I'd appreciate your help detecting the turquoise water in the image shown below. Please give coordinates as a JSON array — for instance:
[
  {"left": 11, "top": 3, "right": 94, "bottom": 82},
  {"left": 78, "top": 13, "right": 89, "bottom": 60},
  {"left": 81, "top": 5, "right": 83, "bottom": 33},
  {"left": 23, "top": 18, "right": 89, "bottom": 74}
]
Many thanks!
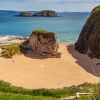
[{"left": 0, "top": 11, "right": 89, "bottom": 43}]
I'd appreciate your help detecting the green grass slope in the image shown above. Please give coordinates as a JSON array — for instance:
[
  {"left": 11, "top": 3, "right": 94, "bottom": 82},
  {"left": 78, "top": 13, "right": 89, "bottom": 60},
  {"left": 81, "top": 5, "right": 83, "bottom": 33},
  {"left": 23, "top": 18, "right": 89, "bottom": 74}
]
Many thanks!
[{"left": 0, "top": 92, "right": 58, "bottom": 100}]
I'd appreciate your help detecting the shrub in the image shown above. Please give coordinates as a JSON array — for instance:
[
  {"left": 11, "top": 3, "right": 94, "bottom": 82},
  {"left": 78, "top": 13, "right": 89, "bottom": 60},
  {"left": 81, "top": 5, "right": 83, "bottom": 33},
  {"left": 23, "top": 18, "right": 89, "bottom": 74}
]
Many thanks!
[
  {"left": 91, "top": 83, "right": 100, "bottom": 100},
  {"left": 0, "top": 44, "right": 21, "bottom": 58}
]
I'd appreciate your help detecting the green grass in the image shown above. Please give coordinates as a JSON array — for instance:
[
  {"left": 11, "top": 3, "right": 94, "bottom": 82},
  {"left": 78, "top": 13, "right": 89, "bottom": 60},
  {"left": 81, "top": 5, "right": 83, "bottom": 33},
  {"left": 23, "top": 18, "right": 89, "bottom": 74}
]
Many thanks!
[
  {"left": 0, "top": 80, "right": 99, "bottom": 100},
  {"left": 32, "top": 30, "right": 48, "bottom": 33},
  {"left": 0, "top": 44, "right": 22, "bottom": 58},
  {"left": 0, "top": 80, "right": 94, "bottom": 98},
  {"left": 75, "top": 96, "right": 90, "bottom": 100},
  {"left": 32, "top": 30, "right": 54, "bottom": 35},
  {"left": 0, "top": 92, "right": 58, "bottom": 100}
]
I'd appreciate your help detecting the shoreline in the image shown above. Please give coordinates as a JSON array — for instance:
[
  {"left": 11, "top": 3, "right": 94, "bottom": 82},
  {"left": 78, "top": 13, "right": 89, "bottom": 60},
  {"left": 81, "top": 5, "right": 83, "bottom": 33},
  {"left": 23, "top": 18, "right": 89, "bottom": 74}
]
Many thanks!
[
  {"left": 0, "top": 35, "right": 75, "bottom": 46},
  {"left": 0, "top": 42, "right": 100, "bottom": 89},
  {"left": 0, "top": 35, "right": 28, "bottom": 46}
]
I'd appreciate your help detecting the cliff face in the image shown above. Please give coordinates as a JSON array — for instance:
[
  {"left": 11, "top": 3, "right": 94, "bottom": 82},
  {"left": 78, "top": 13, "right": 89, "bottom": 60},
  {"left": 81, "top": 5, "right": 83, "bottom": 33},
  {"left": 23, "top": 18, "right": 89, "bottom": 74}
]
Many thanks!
[
  {"left": 34, "top": 10, "right": 57, "bottom": 17},
  {"left": 75, "top": 6, "right": 100, "bottom": 58},
  {"left": 18, "top": 12, "right": 33, "bottom": 17},
  {"left": 21, "top": 30, "right": 61, "bottom": 58}
]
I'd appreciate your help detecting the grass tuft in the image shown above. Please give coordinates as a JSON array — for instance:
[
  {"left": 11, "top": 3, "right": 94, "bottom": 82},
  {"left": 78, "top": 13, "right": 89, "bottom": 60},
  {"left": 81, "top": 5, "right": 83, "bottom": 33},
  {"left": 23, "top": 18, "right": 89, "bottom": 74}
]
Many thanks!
[{"left": 0, "top": 44, "right": 22, "bottom": 58}]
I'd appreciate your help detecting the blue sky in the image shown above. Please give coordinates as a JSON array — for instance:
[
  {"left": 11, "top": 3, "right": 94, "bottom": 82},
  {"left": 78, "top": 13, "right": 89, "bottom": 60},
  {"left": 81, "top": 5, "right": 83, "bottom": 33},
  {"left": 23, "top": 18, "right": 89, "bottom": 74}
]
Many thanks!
[{"left": 0, "top": 0, "right": 100, "bottom": 12}]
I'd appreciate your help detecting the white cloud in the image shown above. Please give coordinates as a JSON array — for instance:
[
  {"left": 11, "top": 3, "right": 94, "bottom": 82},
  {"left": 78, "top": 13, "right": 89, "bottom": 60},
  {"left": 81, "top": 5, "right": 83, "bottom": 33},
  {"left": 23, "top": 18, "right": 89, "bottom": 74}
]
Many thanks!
[{"left": 0, "top": 0, "right": 99, "bottom": 12}]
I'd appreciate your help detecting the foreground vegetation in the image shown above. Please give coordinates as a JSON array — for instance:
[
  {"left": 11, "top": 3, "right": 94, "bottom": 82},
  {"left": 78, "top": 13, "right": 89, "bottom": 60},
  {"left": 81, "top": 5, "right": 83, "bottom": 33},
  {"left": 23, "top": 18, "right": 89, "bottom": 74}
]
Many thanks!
[
  {"left": 0, "top": 44, "right": 21, "bottom": 58},
  {"left": 0, "top": 80, "right": 94, "bottom": 98},
  {"left": 0, "top": 80, "right": 99, "bottom": 99},
  {"left": 75, "top": 96, "right": 90, "bottom": 100},
  {"left": 0, "top": 92, "right": 58, "bottom": 100}
]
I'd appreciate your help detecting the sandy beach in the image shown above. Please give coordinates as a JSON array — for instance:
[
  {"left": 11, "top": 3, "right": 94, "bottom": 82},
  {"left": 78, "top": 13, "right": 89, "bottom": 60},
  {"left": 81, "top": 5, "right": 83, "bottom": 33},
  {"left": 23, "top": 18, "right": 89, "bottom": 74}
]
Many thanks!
[{"left": 0, "top": 43, "right": 100, "bottom": 89}]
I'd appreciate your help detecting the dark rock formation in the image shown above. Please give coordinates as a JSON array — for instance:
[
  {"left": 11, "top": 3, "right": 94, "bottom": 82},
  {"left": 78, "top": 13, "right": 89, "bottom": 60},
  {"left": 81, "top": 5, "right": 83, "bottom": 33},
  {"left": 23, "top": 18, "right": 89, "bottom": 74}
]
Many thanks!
[
  {"left": 18, "top": 12, "right": 33, "bottom": 17},
  {"left": 75, "top": 6, "right": 100, "bottom": 58},
  {"left": 21, "top": 30, "right": 61, "bottom": 58},
  {"left": 34, "top": 10, "right": 57, "bottom": 17}
]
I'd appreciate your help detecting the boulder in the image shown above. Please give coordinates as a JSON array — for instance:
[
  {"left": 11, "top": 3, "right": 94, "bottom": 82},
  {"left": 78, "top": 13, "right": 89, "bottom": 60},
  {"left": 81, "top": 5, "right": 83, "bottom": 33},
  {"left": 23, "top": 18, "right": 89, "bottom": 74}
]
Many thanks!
[
  {"left": 21, "top": 30, "right": 61, "bottom": 58},
  {"left": 34, "top": 10, "right": 57, "bottom": 17},
  {"left": 18, "top": 12, "right": 33, "bottom": 17},
  {"left": 75, "top": 6, "right": 100, "bottom": 58}
]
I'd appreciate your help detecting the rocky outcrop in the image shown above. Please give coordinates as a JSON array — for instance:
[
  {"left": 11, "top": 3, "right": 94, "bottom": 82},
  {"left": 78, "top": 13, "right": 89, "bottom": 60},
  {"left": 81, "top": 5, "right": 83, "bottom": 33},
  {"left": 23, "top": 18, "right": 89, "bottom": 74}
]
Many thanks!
[
  {"left": 34, "top": 10, "right": 57, "bottom": 17},
  {"left": 75, "top": 6, "right": 100, "bottom": 58},
  {"left": 18, "top": 12, "right": 33, "bottom": 17},
  {"left": 21, "top": 30, "right": 61, "bottom": 58}
]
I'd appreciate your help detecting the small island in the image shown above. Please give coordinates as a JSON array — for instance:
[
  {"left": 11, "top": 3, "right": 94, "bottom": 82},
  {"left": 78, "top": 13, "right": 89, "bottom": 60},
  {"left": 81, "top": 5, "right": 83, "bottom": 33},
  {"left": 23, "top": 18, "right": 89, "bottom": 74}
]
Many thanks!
[
  {"left": 34, "top": 10, "right": 57, "bottom": 17},
  {"left": 15, "top": 10, "right": 58, "bottom": 17},
  {"left": 18, "top": 11, "right": 33, "bottom": 17}
]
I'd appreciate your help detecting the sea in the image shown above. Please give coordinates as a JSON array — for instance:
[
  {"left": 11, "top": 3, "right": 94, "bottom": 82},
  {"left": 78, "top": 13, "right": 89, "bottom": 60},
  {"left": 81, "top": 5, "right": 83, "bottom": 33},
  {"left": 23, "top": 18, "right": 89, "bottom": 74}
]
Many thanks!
[{"left": 0, "top": 11, "right": 90, "bottom": 44}]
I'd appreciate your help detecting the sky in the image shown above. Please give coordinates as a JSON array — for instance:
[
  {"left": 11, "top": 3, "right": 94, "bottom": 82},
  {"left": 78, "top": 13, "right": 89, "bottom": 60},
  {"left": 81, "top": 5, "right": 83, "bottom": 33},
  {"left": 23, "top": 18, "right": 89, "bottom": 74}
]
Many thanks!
[{"left": 0, "top": 0, "right": 100, "bottom": 12}]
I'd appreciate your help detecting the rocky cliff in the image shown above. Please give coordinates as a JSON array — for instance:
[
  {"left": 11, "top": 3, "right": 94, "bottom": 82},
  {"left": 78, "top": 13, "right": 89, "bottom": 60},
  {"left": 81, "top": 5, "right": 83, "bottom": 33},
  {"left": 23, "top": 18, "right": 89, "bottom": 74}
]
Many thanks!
[
  {"left": 18, "top": 12, "right": 33, "bottom": 17},
  {"left": 21, "top": 30, "right": 61, "bottom": 58},
  {"left": 75, "top": 6, "right": 100, "bottom": 58},
  {"left": 34, "top": 10, "right": 57, "bottom": 17}
]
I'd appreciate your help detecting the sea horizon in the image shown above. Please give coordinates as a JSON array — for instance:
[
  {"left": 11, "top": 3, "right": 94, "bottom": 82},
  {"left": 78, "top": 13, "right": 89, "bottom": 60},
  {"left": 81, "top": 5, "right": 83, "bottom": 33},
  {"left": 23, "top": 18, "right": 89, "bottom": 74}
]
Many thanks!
[{"left": 0, "top": 9, "right": 90, "bottom": 12}]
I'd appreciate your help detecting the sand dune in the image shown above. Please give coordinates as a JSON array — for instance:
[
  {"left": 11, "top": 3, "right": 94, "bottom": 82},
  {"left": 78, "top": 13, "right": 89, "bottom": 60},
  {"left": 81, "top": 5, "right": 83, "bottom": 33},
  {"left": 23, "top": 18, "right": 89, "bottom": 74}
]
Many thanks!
[{"left": 0, "top": 43, "right": 100, "bottom": 89}]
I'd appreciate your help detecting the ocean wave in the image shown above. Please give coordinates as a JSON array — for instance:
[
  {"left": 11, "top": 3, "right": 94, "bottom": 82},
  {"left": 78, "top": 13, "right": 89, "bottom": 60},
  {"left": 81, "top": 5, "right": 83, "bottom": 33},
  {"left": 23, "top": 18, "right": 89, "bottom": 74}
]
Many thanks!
[{"left": 0, "top": 35, "right": 28, "bottom": 46}]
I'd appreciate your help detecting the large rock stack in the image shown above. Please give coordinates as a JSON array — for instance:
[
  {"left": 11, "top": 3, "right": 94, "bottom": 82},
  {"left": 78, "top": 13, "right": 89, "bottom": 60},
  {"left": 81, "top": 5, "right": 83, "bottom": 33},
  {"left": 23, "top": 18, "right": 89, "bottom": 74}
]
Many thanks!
[
  {"left": 21, "top": 30, "right": 61, "bottom": 58},
  {"left": 75, "top": 6, "right": 100, "bottom": 58}
]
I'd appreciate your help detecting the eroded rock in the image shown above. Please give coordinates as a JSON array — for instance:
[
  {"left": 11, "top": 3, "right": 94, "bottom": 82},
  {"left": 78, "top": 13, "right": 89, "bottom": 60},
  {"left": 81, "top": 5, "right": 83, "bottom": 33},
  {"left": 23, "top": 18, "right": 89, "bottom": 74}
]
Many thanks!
[{"left": 21, "top": 30, "right": 61, "bottom": 58}]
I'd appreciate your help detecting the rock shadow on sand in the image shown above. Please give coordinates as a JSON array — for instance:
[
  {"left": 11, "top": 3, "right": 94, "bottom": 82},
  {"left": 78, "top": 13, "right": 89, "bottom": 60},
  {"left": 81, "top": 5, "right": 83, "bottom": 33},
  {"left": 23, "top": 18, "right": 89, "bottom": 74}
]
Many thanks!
[
  {"left": 23, "top": 50, "right": 48, "bottom": 59},
  {"left": 67, "top": 45, "right": 100, "bottom": 77}
]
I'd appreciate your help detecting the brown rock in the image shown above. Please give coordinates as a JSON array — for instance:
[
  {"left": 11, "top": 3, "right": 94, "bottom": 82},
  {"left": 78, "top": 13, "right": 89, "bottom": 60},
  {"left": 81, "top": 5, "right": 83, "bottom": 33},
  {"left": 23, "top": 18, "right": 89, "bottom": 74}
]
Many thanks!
[
  {"left": 75, "top": 6, "right": 100, "bottom": 58},
  {"left": 21, "top": 30, "right": 61, "bottom": 58}
]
